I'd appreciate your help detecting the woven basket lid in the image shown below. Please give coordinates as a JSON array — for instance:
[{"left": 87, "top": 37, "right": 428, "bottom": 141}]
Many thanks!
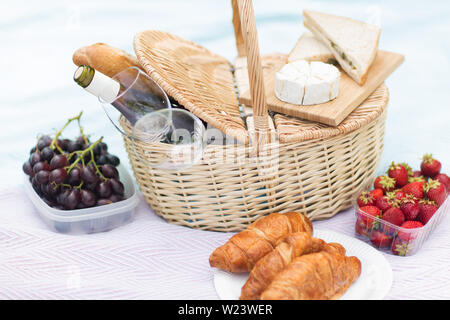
[
  {"left": 235, "top": 53, "right": 389, "bottom": 144},
  {"left": 274, "top": 84, "right": 389, "bottom": 143},
  {"left": 134, "top": 30, "right": 248, "bottom": 144},
  {"left": 134, "top": 31, "right": 388, "bottom": 145}
]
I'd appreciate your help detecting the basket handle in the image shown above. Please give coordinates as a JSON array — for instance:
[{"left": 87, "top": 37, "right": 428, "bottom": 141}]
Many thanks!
[{"left": 232, "top": 0, "right": 270, "bottom": 147}]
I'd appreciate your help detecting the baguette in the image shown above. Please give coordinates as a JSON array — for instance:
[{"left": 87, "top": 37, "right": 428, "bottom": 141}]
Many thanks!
[
  {"left": 209, "top": 212, "right": 312, "bottom": 273},
  {"left": 72, "top": 43, "right": 141, "bottom": 78}
]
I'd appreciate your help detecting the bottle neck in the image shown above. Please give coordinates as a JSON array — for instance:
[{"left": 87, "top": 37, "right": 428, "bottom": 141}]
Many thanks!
[{"left": 74, "top": 65, "right": 121, "bottom": 103}]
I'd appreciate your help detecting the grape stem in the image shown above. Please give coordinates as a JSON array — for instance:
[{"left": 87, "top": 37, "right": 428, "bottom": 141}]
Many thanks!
[
  {"left": 67, "top": 149, "right": 86, "bottom": 166},
  {"left": 88, "top": 149, "right": 108, "bottom": 181},
  {"left": 66, "top": 137, "right": 104, "bottom": 173},
  {"left": 50, "top": 111, "right": 83, "bottom": 153},
  {"left": 74, "top": 181, "right": 84, "bottom": 190},
  {"left": 76, "top": 116, "right": 90, "bottom": 146}
]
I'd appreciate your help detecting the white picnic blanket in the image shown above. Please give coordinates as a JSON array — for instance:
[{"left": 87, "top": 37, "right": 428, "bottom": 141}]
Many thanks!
[
  {"left": 0, "top": 187, "right": 449, "bottom": 299},
  {"left": 1, "top": 0, "right": 449, "bottom": 299}
]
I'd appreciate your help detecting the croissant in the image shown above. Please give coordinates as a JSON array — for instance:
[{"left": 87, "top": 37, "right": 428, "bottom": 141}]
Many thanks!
[
  {"left": 260, "top": 250, "right": 361, "bottom": 300},
  {"left": 209, "top": 212, "right": 313, "bottom": 272},
  {"left": 240, "top": 232, "right": 345, "bottom": 300}
]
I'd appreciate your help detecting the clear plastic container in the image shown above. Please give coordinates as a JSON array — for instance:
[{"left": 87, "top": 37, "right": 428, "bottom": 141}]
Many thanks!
[
  {"left": 23, "top": 165, "right": 140, "bottom": 234},
  {"left": 353, "top": 178, "right": 449, "bottom": 256}
]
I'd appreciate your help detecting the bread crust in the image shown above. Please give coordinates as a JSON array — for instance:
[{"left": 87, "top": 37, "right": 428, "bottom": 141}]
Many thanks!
[
  {"left": 72, "top": 43, "right": 141, "bottom": 78},
  {"left": 209, "top": 212, "right": 313, "bottom": 273},
  {"left": 260, "top": 251, "right": 361, "bottom": 300},
  {"left": 303, "top": 11, "right": 381, "bottom": 86},
  {"left": 287, "top": 33, "right": 334, "bottom": 63},
  {"left": 240, "top": 233, "right": 346, "bottom": 300},
  {"left": 303, "top": 20, "right": 361, "bottom": 84}
]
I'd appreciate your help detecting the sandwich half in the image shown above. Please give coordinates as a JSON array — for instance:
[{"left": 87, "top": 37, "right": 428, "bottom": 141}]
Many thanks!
[
  {"left": 303, "top": 10, "right": 381, "bottom": 85},
  {"left": 287, "top": 31, "right": 335, "bottom": 64}
]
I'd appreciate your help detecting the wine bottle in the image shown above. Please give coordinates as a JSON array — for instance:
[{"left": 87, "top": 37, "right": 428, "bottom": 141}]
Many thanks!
[{"left": 74, "top": 65, "right": 167, "bottom": 125}]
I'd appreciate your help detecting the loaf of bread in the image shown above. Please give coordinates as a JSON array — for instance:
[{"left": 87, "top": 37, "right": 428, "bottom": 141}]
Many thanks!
[{"left": 72, "top": 43, "right": 141, "bottom": 78}]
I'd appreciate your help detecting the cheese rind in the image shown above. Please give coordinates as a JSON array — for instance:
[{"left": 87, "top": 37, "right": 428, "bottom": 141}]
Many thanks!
[
  {"left": 274, "top": 60, "right": 309, "bottom": 105},
  {"left": 274, "top": 60, "right": 340, "bottom": 106}
]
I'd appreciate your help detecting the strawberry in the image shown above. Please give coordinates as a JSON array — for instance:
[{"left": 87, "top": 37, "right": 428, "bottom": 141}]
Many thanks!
[
  {"left": 417, "top": 199, "right": 438, "bottom": 225},
  {"left": 401, "top": 181, "right": 424, "bottom": 199},
  {"left": 375, "top": 196, "right": 390, "bottom": 212},
  {"left": 374, "top": 175, "right": 396, "bottom": 194},
  {"left": 370, "top": 230, "right": 392, "bottom": 248},
  {"left": 435, "top": 173, "right": 450, "bottom": 192},
  {"left": 382, "top": 207, "right": 405, "bottom": 226},
  {"left": 355, "top": 221, "right": 370, "bottom": 237},
  {"left": 401, "top": 162, "right": 413, "bottom": 177},
  {"left": 398, "top": 221, "right": 423, "bottom": 242},
  {"left": 357, "top": 191, "right": 375, "bottom": 207},
  {"left": 370, "top": 188, "right": 384, "bottom": 201},
  {"left": 420, "top": 154, "right": 441, "bottom": 177},
  {"left": 395, "top": 190, "right": 406, "bottom": 200},
  {"left": 358, "top": 205, "right": 382, "bottom": 228},
  {"left": 387, "top": 162, "right": 409, "bottom": 188},
  {"left": 391, "top": 237, "right": 411, "bottom": 256},
  {"left": 387, "top": 189, "right": 406, "bottom": 200},
  {"left": 408, "top": 176, "right": 426, "bottom": 184},
  {"left": 375, "top": 195, "right": 399, "bottom": 212},
  {"left": 424, "top": 179, "right": 447, "bottom": 207},
  {"left": 412, "top": 170, "right": 423, "bottom": 178},
  {"left": 399, "top": 195, "right": 420, "bottom": 220}
]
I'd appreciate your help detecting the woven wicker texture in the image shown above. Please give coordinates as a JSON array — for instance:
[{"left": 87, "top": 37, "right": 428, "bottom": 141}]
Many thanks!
[
  {"left": 120, "top": 0, "right": 389, "bottom": 231},
  {"left": 133, "top": 30, "right": 248, "bottom": 144},
  {"left": 234, "top": 53, "right": 286, "bottom": 106},
  {"left": 275, "top": 84, "right": 389, "bottom": 143},
  {"left": 121, "top": 108, "right": 386, "bottom": 231}
]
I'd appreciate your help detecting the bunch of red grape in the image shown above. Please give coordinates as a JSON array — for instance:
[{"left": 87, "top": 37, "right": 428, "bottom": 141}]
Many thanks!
[{"left": 23, "top": 113, "right": 125, "bottom": 210}]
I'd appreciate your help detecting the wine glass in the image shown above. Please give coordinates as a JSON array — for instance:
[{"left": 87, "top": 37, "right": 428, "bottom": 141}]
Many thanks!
[
  {"left": 131, "top": 108, "right": 206, "bottom": 171},
  {"left": 100, "top": 66, "right": 172, "bottom": 138},
  {"left": 100, "top": 67, "right": 206, "bottom": 171}
]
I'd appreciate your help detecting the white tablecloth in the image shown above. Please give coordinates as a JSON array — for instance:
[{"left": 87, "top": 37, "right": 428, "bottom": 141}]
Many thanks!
[
  {"left": 1, "top": 0, "right": 450, "bottom": 299},
  {"left": 1, "top": 186, "right": 449, "bottom": 300}
]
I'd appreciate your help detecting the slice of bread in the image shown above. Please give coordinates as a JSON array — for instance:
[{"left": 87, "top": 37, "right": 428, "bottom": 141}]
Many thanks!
[
  {"left": 303, "top": 10, "right": 381, "bottom": 85},
  {"left": 288, "top": 31, "right": 334, "bottom": 63}
]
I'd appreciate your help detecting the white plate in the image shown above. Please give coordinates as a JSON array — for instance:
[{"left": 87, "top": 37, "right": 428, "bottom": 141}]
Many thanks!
[{"left": 213, "top": 229, "right": 393, "bottom": 300}]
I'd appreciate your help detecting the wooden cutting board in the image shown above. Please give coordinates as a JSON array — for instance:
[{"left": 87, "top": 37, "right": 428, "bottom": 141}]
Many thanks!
[{"left": 239, "top": 50, "right": 404, "bottom": 126}]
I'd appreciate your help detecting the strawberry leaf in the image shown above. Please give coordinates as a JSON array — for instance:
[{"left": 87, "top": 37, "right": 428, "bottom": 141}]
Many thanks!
[{"left": 394, "top": 242, "right": 411, "bottom": 256}]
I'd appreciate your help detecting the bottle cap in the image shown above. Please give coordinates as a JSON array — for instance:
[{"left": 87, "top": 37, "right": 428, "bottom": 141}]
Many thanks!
[{"left": 74, "top": 65, "right": 120, "bottom": 103}]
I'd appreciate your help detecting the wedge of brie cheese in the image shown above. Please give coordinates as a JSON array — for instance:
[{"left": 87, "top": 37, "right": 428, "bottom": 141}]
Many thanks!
[{"left": 274, "top": 60, "right": 340, "bottom": 105}]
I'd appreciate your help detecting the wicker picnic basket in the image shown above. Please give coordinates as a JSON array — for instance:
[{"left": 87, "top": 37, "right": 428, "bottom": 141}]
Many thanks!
[{"left": 120, "top": 0, "right": 389, "bottom": 231}]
